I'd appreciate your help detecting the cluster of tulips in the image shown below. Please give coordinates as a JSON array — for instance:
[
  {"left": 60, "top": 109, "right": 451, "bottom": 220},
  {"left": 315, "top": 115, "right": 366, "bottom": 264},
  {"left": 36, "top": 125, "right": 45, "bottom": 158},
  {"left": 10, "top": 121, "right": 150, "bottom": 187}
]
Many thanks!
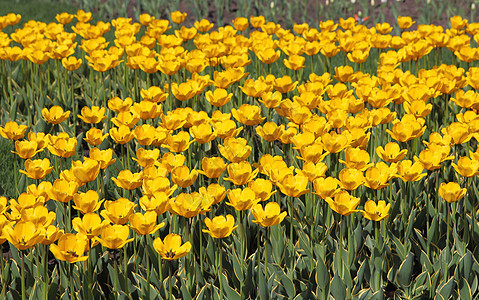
[{"left": 1, "top": 7, "right": 479, "bottom": 299}]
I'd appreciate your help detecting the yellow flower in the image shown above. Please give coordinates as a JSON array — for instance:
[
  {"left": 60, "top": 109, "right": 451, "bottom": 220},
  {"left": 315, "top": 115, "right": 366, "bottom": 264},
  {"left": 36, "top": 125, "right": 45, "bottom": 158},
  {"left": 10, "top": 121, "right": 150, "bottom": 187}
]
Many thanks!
[
  {"left": 251, "top": 202, "right": 287, "bottom": 227},
  {"left": 62, "top": 56, "right": 82, "bottom": 71},
  {"left": 131, "top": 101, "right": 163, "bottom": 120},
  {"left": 84, "top": 127, "right": 109, "bottom": 146},
  {"left": 414, "top": 149, "right": 454, "bottom": 171},
  {"left": 133, "top": 148, "right": 160, "bottom": 168},
  {"left": 313, "top": 177, "right": 340, "bottom": 199},
  {"left": 112, "top": 170, "right": 143, "bottom": 190},
  {"left": 19, "top": 158, "right": 53, "bottom": 180},
  {"left": 451, "top": 156, "right": 479, "bottom": 177},
  {"left": 97, "top": 224, "right": 134, "bottom": 249},
  {"left": 139, "top": 192, "right": 171, "bottom": 215},
  {"left": 198, "top": 157, "right": 226, "bottom": 179},
  {"left": 3, "top": 221, "right": 45, "bottom": 250},
  {"left": 283, "top": 54, "right": 305, "bottom": 71},
  {"left": 171, "top": 11, "right": 187, "bottom": 24},
  {"left": 441, "top": 122, "right": 472, "bottom": 145},
  {"left": 171, "top": 166, "right": 198, "bottom": 188},
  {"left": 274, "top": 75, "right": 298, "bottom": 94},
  {"left": 169, "top": 192, "right": 213, "bottom": 218},
  {"left": 56, "top": 12, "right": 74, "bottom": 24},
  {"left": 190, "top": 123, "right": 217, "bottom": 144},
  {"left": 42, "top": 106, "right": 70, "bottom": 125},
  {"left": 231, "top": 104, "right": 265, "bottom": 126},
  {"left": 218, "top": 137, "right": 252, "bottom": 163},
  {"left": 47, "top": 133, "right": 77, "bottom": 158},
  {"left": 226, "top": 188, "right": 260, "bottom": 211},
  {"left": 203, "top": 215, "right": 238, "bottom": 238},
  {"left": 205, "top": 88, "right": 232, "bottom": 107},
  {"left": 20, "top": 205, "right": 56, "bottom": 228},
  {"left": 153, "top": 233, "right": 191, "bottom": 260},
  {"left": 108, "top": 97, "right": 133, "bottom": 113},
  {"left": 255, "top": 122, "right": 283, "bottom": 142},
  {"left": 397, "top": 16, "right": 415, "bottom": 29},
  {"left": 72, "top": 213, "right": 108, "bottom": 240},
  {"left": 275, "top": 174, "right": 310, "bottom": 197},
  {"left": 232, "top": 17, "right": 249, "bottom": 31},
  {"left": 325, "top": 190, "right": 360, "bottom": 216},
  {"left": 164, "top": 131, "right": 193, "bottom": 153},
  {"left": 110, "top": 125, "right": 134, "bottom": 144},
  {"left": 224, "top": 161, "right": 259, "bottom": 186},
  {"left": 248, "top": 178, "right": 276, "bottom": 202},
  {"left": 376, "top": 142, "right": 408, "bottom": 163},
  {"left": 199, "top": 184, "right": 226, "bottom": 205},
  {"left": 339, "top": 147, "right": 373, "bottom": 171},
  {"left": 49, "top": 233, "right": 89, "bottom": 263},
  {"left": 73, "top": 190, "right": 104, "bottom": 214},
  {"left": 78, "top": 106, "right": 107, "bottom": 124},
  {"left": 438, "top": 182, "right": 467, "bottom": 203},
  {"left": 129, "top": 211, "right": 165, "bottom": 235},
  {"left": 338, "top": 168, "right": 365, "bottom": 191},
  {"left": 397, "top": 160, "right": 427, "bottom": 182},
  {"left": 88, "top": 147, "right": 116, "bottom": 169},
  {"left": 250, "top": 16, "right": 265, "bottom": 28},
  {"left": 321, "top": 131, "right": 349, "bottom": 154},
  {"left": 72, "top": 158, "right": 100, "bottom": 183},
  {"left": 41, "top": 225, "right": 64, "bottom": 245},
  {"left": 360, "top": 200, "right": 391, "bottom": 221},
  {"left": 0, "top": 121, "right": 28, "bottom": 140},
  {"left": 141, "top": 86, "right": 168, "bottom": 103},
  {"left": 12, "top": 140, "right": 42, "bottom": 159},
  {"left": 48, "top": 179, "right": 79, "bottom": 203},
  {"left": 101, "top": 198, "right": 137, "bottom": 225},
  {"left": 364, "top": 162, "right": 397, "bottom": 190}
]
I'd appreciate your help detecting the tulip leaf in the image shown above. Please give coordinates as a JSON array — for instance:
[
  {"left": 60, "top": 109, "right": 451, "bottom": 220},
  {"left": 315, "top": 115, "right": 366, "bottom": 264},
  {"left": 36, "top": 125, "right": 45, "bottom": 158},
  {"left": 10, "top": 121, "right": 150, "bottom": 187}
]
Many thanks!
[
  {"left": 179, "top": 275, "right": 194, "bottom": 300},
  {"left": 258, "top": 265, "right": 269, "bottom": 300},
  {"left": 453, "top": 226, "right": 464, "bottom": 256},
  {"left": 330, "top": 274, "right": 346, "bottom": 300},
  {"left": 396, "top": 252, "right": 414, "bottom": 287},
  {"left": 459, "top": 277, "right": 472, "bottom": 300},
  {"left": 231, "top": 247, "right": 244, "bottom": 282},
  {"left": 419, "top": 249, "right": 433, "bottom": 275},
  {"left": 316, "top": 256, "right": 329, "bottom": 289},
  {"left": 437, "top": 276, "right": 455, "bottom": 300},
  {"left": 221, "top": 273, "right": 241, "bottom": 300}
]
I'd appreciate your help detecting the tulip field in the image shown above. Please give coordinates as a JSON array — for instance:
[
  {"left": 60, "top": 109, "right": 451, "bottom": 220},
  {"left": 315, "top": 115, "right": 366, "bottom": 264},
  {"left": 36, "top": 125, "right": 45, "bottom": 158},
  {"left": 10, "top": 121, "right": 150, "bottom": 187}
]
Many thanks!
[{"left": 1, "top": 6, "right": 479, "bottom": 300}]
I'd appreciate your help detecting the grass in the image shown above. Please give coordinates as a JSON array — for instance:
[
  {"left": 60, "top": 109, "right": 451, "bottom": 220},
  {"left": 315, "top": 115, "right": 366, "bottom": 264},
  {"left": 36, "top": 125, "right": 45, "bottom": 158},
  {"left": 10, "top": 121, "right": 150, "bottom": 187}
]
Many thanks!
[{"left": 0, "top": 0, "right": 77, "bottom": 26}]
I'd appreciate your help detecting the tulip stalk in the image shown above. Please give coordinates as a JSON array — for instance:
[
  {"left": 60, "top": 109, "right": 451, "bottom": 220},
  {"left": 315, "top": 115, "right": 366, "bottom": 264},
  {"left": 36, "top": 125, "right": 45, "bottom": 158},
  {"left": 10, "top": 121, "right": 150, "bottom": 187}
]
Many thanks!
[{"left": 21, "top": 250, "right": 26, "bottom": 300}]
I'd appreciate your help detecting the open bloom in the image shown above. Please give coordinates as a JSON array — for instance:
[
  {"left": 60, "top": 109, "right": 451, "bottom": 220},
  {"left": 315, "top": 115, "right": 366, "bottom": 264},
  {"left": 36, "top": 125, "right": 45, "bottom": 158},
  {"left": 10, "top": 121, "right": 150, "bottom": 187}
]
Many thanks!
[
  {"left": 112, "top": 170, "right": 143, "bottom": 190},
  {"left": 251, "top": 202, "right": 287, "bottom": 227},
  {"left": 203, "top": 215, "right": 237, "bottom": 238},
  {"left": 3, "top": 221, "right": 46, "bottom": 250},
  {"left": 78, "top": 106, "right": 107, "bottom": 124},
  {"left": 12, "top": 140, "right": 42, "bottom": 159},
  {"left": 153, "top": 233, "right": 191, "bottom": 260},
  {"left": 101, "top": 198, "right": 137, "bottom": 225},
  {"left": 49, "top": 233, "right": 89, "bottom": 263},
  {"left": 276, "top": 174, "right": 309, "bottom": 197},
  {"left": 129, "top": 211, "right": 165, "bottom": 235},
  {"left": 325, "top": 190, "right": 360, "bottom": 216},
  {"left": 224, "top": 161, "right": 259, "bottom": 185},
  {"left": 226, "top": 187, "right": 261, "bottom": 211},
  {"left": 73, "top": 190, "right": 104, "bottom": 214},
  {"left": 0, "top": 121, "right": 28, "bottom": 140},
  {"left": 72, "top": 213, "right": 109, "bottom": 239},
  {"left": 20, "top": 158, "right": 53, "bottom": 180},
  {"left": 42, "top": 106, "right": 70, "bottom": 125},
  {"left": 97, "top": 224, "right": 134, "bottom": 249},
  {"left": 361, "top": 200, "right": 390, "bottom": 221}
]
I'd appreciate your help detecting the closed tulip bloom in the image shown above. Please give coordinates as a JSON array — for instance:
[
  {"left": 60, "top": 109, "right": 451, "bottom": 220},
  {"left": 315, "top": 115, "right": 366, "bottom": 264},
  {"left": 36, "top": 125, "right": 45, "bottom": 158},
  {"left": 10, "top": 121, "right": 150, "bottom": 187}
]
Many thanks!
[
  {"left": 20, "top": 158, "right": 53, "bottom": 180},
  {"left": 397, "top": 16, "right": 415, "bottom": 29},
  {"left": 110, "top": 125, "right": 134, "bottom": 144},
  {"left": 199, "top": 184, "right": 226, "bottom": 205},
  {"left": 321, "top": 131, "right": 349, "bottom": 154},
  {"left": 133, "top": 148, "right": 160, "bottom": 168},
  {"left": 129, "top": 211, "right": 165, "bottom": 235},
  {"left": 256, "top": 122, "right": 283, "bottom": 142},
  {"left": 0, "top": 121, "right": 28, "bottom": 140},
  {"left": 218, "top": 137, "right": 252, "bottom": 163},
  {"left": 451, "top": 156, "right": 479, "bottom": 177},
  {"left": 84, "top": 127, "right": 109, "bottom": 146},
  {"left": 397, "top": 160, "right": 427, "bottom": 182},
  {"left": 42, "top": 106, "right": 70, "bottom": 125},
  {"left": 47, "top": 133, "right": 77, "bottom": 158},
  {"left": 441, "top": 122, "right": 472, "bottom": 145},
  {"left": 275, "top": 174, "right": 310, "bottom": 197},
  {"left": 12, "top": 140, "right": 42, "bottom": 159},
  {"left": 164, "top": 131, "right": 193, "bottom": 153},
  {"left": 41, "top": 225, "right": 64, "bottom": 245},
  {"left": 171, "top": 166, "right": 198, "bottom": 188},
  {"left": 339, "top": 147, "right": 373, "bottom": 171},
  {"left": 414, "top": 149, "right": 454, "bottom": 171},
  {"left": 97, "top": 224, "right": 134, "bottom": 249},
  {"left": 232, "top": 17, "right": 249, "bottom": 31},
  {"left": 78, "top": 106, "right": 107, "bottom": 124},
  {"left": 190, "top": 123, "right": 217, "bottom": 144},
  {"left": 205, "top": 88, "right": 233, "bottom": 107},
  {"left": 169, "top": 192, "right": 213, "bottom": 218},
  {"left": 248, "top": 179, "right": 276, "bottom": 202},
  {"left": 112, "top": 170, "right": 143, "bottom": 190},
  {"left": 376, "top": 142, "right": 408, "bottom": 163},
  {"left": 203, "top": 215, "right": 238, "bottom": 238},
  {"left": 231, "top": 104, "right": 265, "bottom": 126},
  {"left": 313, "top": 177, "right": 340, "bottom": 199},
  {"left": 3, "top": 221, "right": 45, "bottom": 250},
  {"left": 226, "top": 187, "right": 261, "bottom": 211},
  {"left": 139, "top": 192, "right": 171, "bottom": 215},
  {"left": 252, "top": 202, "right": 287, "bottom": 227},
  {"left": 72, "top": 214, "right": 106, "bottom": 245},
  {"left": 48, "top": 179, "right": 79, "bottom": 203},
  {"left": 361, "top": 200, "right": 391, "bottom": 221},
  {"left": 153, "top": 233, "right": 191, "bottom": 260},
  {"left": 198, "top": 157, "right": 226, "bottom": 179},
  {"left": 88, "top": 147, "right": 116, "bottom": 169},
  {"left": 364, "top": 162, "right": 397, "bottom": 190},
  {"left": 131, "top": 101, "right": 162, "bottom": 120},
  {"left": 101, "top": 198, "right": 137, "bottom": 225},
  {"left": 62, "top": 56, "right": 82, "bottom": 71},
  {"left": 108, "top": 97, "right": 133, "bottom": 113},
  {"left": 439, "top": 182, "right": 467, "bottom": 203},
  {"left": 325, "top": 190, "right": 360, "bottom": 216},
  {"left": 224, "top": 161, "right": 259, "bottom": 185},
  {"left": 338, "top": 168, "right": 365, "bottom": 191},
  {"left": 49, "top": 233, "right": 89, "bottom": 263},
  {"left": 73, "top": 190, "right": 104, "bottom": 214},
  {"left": 142, "top": 176, "right": 177, "bottom": 197},
  {"left": 72, "top": 158, "right": 100, "bottom": 183},
  {"left": 171, "top": 11, "right": 187, "bottom": 24}
]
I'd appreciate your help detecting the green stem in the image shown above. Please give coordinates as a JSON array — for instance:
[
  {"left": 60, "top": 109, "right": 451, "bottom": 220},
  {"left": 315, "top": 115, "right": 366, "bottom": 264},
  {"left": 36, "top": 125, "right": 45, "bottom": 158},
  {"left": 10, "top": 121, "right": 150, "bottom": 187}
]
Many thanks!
[
  {"left": 218, "top": 239, "right": 224, "bottom": 300},
  {"left": 114, "top": 252, "right": 119, "bottom": 300},
  {"left": 445, "top": 204, "right": 450, "bottom": 282},
  {"left": 43, "top": 244, "right": 48, "bottom": 300},
  {"left": 69, "top": 262, "right": 74, "bottom": 300},
  {"left": 168, "top": 262, "right": 172, "bottom": 300},
  {"left": 21, "top": 250, "right": 25, "bottom": 300}
]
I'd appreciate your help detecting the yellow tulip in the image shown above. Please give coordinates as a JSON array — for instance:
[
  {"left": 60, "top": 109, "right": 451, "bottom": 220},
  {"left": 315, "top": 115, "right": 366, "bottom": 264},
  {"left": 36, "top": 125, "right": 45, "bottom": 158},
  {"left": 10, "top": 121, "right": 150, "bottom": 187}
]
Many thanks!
[
  {"left": 325, "top": 190, "right": 360, "bottom": 216},
  {"left": 360, "top": 200, "right": 391, "bottom": 221},
  {"left": 49, "top": 233, "right": 89, "bottom": 263},
  {"left": 129, "top": 211, "right": 165, "bottom": 235},
  {"left": 203, "top": 215, "right": 238, "bottom": 238},
  {"left": 97, "top": 224, "right": 134, "bottom": 249},
  {"left": 3, "top": 221, "right": 45, "bottom": 250},
  {"left": 251, "top": 202, "right": 287, "bottom": 227},
  {"left": 438, "top": 182, "right": 467, "bottom": 203},
  {"left": 153, "top": 233, "right": 191, "bottom": 260},
  {"left": 41, "top": 106, "right": 70, "bottom": 125}
]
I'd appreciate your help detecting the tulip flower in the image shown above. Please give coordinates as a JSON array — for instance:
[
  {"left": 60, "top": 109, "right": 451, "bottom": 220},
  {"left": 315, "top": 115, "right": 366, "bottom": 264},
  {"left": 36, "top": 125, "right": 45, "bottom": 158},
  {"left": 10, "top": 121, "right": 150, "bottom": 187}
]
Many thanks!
[
  {"left": 129, "top": 211, "right": 165, "bottom": 235},
  {"left": 171, "top": 11, "right": 187, "bottom": 24},
  {"left": 205, "top": 88, "right": 233, "bottom": 107},
  {"left": 248, "top": 179, "right": 276, "bottom": 202},
  {"left": 226, "top": 187, "right": 261, "bottom": 211},
  {"left": 12, "top": 140, "right": 42, "bottom": 159},
  {"left": 224, "top": 161, "right": 259, "bottom": 185},
  {"left": 203, "top": 215, "right": 238, "bottom": 238},
  {"left": 3, "top": 221, "right": 46, "bottom": 250},
  {"left": 169, "top": 192, "right": 213, "bottom": 218},
  {"left": 171, "top": 166, "right": 198, "bottom": 188},
  {"left": 198, "top": 157, "right": 226, "bottom": 179},
  {"left": 49, "top": 233, "right": 89, "bottom": 263},
  {"left": 275, "top": 174, "right": 310, "bottom": 197},
  {"left": 0, "top": 121, "right": 28, "bottom": 140},
  {"left": 97, "top": 224, "right": 134, "bottom": 249},
  {"left": 251, "top": 202, "right": 287, "bottom": 227},
  {"left": 325, "top": 190, "right": 360, "bottom": 216},
  {"left": 139, "top": 192, "right": 171, "bottom": 215},
  {"left": 360, "top": 200, "right": 391, "bottom": 221},
  {"left": 101, "top": 198, "right": 137, "bottom": 225},
  {"left": 48, "top": 179, "right": 79, "bottom": 203},
  {"left": 112, "top": 170, "right": 143, "bottom": 190},
  {"left": 72, "top": 213, "right": 109, "bottom": 240},
  {"left": 313, "top": 177, "right": 340, "bottom": 199},
  {"left": 84, "top": 127, "right": 109, "bottom": 146},
  {"left": 153, "top": 233, "right": 191, "bottom": 260},
  {"left": 19, "top": 158, "right": 53, "bottom": 180},
  {"left": 397, "top": 160, "right": 427, "bottom": 182},
  {"left": 78, "top": 106, "right": 107, "bottom": 124},
  {"left": 199, "top": 184, "right": 226, "bottom": 205},
  {"left": 376, "top": 142, "right": 408, "bottom": 163},
  {"left": 42, "top": 106, "right": 70, "bottom": 125},
  {"left": 218, "top": 137, "right": 252, "bottom": 163},
  {"left": 88, "top": 147, "right": 116, "bottom": 169},
  {"left": 72, "top": 158, "right": 100, "bottom": 183},
  {"left": 231, "top": 104, "right": 265, "bottom": 126},
  {"left": 438, "top": 182, "right": 467, "bottom": 203},
  {"left": 73, "top": 190, "right": 104, "bottom": 214},
  {"left": 40, "top": 225, "right": 64, "bottom": 245}
]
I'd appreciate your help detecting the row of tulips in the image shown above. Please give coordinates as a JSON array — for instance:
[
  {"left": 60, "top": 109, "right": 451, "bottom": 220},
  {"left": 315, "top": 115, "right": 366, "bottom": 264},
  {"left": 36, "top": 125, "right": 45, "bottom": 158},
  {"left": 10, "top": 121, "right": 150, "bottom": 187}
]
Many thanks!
[{"left": 1, "top": 8, "right": 479, "bottom": 300}]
